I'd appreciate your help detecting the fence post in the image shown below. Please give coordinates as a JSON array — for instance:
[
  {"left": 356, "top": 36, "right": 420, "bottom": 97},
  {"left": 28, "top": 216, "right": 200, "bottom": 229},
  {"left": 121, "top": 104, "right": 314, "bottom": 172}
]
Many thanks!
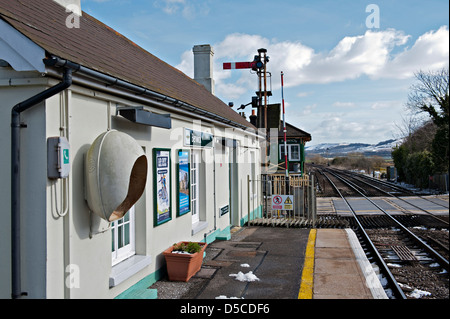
[
  {"left": 311, "top": 175, "right": 316, "bottom": 228},
  {"left": 248, "top": 175, "right": 251, "bottom": 226}
]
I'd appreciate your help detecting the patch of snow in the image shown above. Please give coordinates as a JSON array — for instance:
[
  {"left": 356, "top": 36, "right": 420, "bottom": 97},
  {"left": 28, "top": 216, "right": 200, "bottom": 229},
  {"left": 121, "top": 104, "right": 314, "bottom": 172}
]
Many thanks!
[
  {"left": 229, "top": 271, "right": 260, "bottom": 282},
  {"left": 240, "top": 263, "right": 250, "bottom": 268},
  {"left": 377, "top": 274, "right": 388, "bottom": 286},
  {"left": 384, "top": 288, "right": 394, "bottom": 299},
  {"left": 408, "top": 288, "right": 431, "bottom": 299},
  {"left": 215, "top": 295, "right": 244, "bottom": 299}
]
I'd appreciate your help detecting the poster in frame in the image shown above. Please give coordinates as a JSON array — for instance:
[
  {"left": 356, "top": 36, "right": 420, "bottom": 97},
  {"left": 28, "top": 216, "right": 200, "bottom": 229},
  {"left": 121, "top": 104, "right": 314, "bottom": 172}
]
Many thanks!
[
  {"left": 153, "top": 148, "right": 172, "bottom": 226},
  {"left": 176, "top": 149, "right": 191, "bottom": 217}
]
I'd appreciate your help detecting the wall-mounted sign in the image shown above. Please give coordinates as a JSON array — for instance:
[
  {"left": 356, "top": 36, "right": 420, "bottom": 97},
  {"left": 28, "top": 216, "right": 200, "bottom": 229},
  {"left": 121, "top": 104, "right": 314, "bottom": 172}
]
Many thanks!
[
  {"left": 271, "top": 195, "right": 294, "bottom": 210},
  {"left": 177, "top": 149, "right": 191, "bottom": 217},
  {"left": 153, "top": 149, "right": 172, "bottom": 226},
  {"left": 184, "top": 128, "right": 213, "bottom": 148},
  {"left": 220, "top": 205, "right": 229, "bottom": 217}
]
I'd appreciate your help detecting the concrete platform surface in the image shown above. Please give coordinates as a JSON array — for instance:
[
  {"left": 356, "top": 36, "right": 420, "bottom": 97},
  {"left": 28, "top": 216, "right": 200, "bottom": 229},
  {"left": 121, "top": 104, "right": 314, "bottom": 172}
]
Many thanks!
[
  {"left": 313, "top": 229, "right": 383, "bottom": 299},
  {"left": 152, "top": 226, "right": 387, "bottom": 299}
]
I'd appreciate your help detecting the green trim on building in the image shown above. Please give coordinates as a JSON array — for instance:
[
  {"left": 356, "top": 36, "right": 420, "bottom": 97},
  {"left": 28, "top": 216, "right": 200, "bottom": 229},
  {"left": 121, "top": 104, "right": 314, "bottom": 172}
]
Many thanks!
[
  {"left": 240, "top": 205, "right": 263, "bottom": 226},
  {"left": 114, "top": 223, "right": 238, "bottom": 299}
]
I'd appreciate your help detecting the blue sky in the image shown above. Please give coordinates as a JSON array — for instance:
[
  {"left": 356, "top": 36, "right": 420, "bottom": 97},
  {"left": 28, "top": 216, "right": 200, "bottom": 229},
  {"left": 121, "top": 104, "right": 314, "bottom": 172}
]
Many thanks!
[{"left": 80, "top": 0, "right": 449, "bottom": 146}]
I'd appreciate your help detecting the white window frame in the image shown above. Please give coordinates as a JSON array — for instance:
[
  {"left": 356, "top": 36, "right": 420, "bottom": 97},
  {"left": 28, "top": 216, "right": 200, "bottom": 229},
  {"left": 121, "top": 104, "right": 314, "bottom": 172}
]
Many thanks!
[
  {"left": 190, "top": 151, "right": 200, "bottom": 225},
  {"left": 279, "top": 144, "right": 301, "bottom": 161},
  {"left": 289, "top": 144, "right": 301, "bottom": 161},
  {"left": 111, "top": 206, "right": 136, "bottom": 266}
]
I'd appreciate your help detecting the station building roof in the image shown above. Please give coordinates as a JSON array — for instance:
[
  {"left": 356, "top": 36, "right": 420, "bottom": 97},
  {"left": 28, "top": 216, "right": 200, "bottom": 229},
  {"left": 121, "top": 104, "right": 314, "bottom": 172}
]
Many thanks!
[
  {"left": 279, "top": 122, "right": 312, "bottom": 143},
  {"left": 0, "top": 0, "right": 255, "bottom": 130}
]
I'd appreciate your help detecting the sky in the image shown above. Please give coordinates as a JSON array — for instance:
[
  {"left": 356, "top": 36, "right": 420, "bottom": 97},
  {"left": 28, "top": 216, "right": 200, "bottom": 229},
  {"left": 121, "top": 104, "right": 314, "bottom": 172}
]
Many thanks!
[{"left": 80, "top": 0, "right": 449, "bottom": 146}]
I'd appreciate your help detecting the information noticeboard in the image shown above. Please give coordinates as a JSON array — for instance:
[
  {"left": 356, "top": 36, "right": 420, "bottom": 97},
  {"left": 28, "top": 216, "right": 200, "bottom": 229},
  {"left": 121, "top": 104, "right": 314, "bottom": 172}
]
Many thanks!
[{"left": 153, "top": 148, "right": 172, "bottom": 226}]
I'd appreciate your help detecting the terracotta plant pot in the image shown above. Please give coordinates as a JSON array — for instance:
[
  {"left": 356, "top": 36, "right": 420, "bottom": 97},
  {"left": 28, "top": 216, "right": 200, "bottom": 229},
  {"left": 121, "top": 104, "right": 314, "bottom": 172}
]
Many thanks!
[{"left": 163, "top": 241, "right": 207, "bottom": 282}]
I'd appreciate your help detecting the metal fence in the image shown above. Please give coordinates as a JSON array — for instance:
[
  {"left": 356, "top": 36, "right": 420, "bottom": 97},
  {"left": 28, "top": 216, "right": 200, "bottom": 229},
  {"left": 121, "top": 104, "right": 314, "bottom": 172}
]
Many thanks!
[
  {"left": 249, "top": 174, "right": 317, "bottom": 228},
  {"left": 428, "top": 174, "right": 449, "bottom": 193}
]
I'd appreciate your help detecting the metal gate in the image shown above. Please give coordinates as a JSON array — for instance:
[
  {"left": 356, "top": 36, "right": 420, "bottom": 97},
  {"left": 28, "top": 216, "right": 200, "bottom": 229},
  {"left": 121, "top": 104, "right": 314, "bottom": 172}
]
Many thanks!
[{"left": 249, "top": 174, "right": 317, "bottom": 228}]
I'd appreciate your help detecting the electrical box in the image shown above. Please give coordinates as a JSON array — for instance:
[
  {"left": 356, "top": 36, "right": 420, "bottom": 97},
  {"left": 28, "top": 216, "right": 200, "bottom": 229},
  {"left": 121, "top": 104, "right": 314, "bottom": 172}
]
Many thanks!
[{"left": 47, "top": 137, "right": 70, "bottom": 179}]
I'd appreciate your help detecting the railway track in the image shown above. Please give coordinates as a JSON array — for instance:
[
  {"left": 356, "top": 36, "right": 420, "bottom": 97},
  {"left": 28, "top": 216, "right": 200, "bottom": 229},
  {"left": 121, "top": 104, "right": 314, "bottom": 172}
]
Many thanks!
[
  {"left": 319, "top": 168, "right": 449, "bottom": 299},
  {"left": 333, "top": 168, "right": 449, "bottom": 222}
]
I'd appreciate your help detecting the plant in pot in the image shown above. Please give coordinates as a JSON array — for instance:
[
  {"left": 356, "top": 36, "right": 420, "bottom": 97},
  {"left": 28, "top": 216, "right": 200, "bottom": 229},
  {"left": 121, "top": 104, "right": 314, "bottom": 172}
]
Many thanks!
[{"left": 163, "top": 241, "right": 207, "bottom": 282}]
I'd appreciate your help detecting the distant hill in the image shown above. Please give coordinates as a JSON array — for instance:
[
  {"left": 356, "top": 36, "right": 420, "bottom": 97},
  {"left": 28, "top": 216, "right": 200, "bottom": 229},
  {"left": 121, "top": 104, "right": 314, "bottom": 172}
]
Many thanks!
[{"left": 305, "top": 139, "right": 402, "bottom": 158}]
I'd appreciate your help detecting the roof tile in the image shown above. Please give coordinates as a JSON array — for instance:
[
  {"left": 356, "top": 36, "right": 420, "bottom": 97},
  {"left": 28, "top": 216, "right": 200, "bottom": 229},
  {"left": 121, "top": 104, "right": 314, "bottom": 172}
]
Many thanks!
[{"left": 0, "top": 0, "right": 254, "bottom": 129}]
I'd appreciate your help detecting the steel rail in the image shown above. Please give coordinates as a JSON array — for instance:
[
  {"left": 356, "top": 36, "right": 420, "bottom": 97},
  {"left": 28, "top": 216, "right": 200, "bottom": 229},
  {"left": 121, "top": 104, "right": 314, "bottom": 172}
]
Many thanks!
[
  {"left": 319, "top": 169, "right": 407, "bottom": 299},
  {"left": 349, "top": 170, "right": 450, "bottom": 209},
  {"left": 332, "top": 166, "right": 449, "bottom": 209},
  {"left": 333, "top": 168, "right": 449, "bottom": 226},
  {"left": 326, "top": 169, "right": 449, "bottom": 271}
]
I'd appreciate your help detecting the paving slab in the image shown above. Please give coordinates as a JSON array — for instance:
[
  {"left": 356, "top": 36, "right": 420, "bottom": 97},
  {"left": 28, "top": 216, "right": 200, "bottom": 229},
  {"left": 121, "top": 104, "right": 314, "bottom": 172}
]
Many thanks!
[
  {"left": 151, "top": 226, "right": 386, "bottom": 300},
  {"left": 196, "top": 227, "right": 310, "bottom": 299},
  {"left": 312, "top": 229, "right": 375, "bottom": 299}
]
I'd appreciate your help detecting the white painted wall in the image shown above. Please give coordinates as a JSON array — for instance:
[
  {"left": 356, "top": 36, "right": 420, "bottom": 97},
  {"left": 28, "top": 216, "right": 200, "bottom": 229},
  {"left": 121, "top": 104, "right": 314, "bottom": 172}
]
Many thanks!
[{"left": 0, "top": 65, "right": 261, "bottom": 299}]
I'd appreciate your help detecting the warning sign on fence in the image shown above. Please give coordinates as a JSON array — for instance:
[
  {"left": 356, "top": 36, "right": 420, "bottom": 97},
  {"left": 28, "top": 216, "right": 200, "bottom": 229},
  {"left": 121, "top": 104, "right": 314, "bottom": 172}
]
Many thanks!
[{"left": 271, "top": 195, "right": 294, "bottom": 210}]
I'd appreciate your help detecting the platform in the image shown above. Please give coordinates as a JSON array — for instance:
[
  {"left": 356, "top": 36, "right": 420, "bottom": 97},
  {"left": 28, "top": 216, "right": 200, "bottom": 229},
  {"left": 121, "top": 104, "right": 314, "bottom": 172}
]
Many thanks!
[
  {"left": 152, "top": 226, "right": 388, "bottom": 299},
  {"left": 311, "top": 229, "right": 387, "bottom": 299}
]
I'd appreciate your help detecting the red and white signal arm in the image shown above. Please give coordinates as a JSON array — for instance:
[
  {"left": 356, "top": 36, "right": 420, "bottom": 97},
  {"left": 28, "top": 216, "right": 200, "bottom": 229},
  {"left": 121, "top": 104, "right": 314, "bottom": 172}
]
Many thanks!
[{"left": 223, "top": 62, "right": 253, "bottom": 70}]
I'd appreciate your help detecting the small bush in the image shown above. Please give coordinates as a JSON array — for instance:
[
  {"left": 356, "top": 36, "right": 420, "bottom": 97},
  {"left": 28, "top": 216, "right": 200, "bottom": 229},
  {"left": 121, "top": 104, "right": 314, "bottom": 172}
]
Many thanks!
[{"left": 172, "top": 242, "right": 202, "bottom": 254}]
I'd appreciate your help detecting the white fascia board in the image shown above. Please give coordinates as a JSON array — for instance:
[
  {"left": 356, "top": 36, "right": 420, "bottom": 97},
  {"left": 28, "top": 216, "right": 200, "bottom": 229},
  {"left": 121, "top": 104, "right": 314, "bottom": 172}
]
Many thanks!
[{"left": 0, "top": 18, "right": 46, "bottom": 73}]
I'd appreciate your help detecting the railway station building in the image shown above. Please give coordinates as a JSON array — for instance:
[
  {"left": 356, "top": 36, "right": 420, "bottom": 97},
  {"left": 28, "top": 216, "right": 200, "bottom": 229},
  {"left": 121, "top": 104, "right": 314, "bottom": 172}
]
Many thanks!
[
  {"left": 276, "top": 122, "right": 311, "bottom": 175},
  {"left": 249, "top": 109, "right": 311, "bottom": 175},
  {"left": 0, "top": 0, "right": 264, "bottom": 298}
]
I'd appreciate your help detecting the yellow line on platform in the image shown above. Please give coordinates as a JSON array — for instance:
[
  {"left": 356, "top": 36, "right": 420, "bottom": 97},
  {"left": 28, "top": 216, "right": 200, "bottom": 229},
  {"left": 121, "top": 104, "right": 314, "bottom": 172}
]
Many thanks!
[{"left": 298, "top": 229, "right": 316, "bottom": 299}]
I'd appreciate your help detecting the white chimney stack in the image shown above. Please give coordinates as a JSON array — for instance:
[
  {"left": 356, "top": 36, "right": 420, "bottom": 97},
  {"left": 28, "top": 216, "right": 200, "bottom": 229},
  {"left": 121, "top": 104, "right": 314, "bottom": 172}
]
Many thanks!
[
  {"left": 193, "top": 45, "right": 215, "bottom": 95},
  {"left": 53, "top": 0, "right": 82, "bottom": 16}
]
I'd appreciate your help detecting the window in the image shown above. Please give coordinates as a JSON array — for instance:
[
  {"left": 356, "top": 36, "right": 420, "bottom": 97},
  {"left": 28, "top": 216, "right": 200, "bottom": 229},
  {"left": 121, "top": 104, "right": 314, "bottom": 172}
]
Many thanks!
[
  {"left": 279, "top": 144, "right": 301, "bottom": 161},
  {"left": 111, "top": 206, "right": 135, "bottom": 265},
  {"left": 190, "top": 151, "right": 200, "bottom": 225},
  {"left": 279, "top": 144, "right": 287, "bottom": 161},
  {"left": 289, "top": 145, "right": 300, "bottom": 161}
]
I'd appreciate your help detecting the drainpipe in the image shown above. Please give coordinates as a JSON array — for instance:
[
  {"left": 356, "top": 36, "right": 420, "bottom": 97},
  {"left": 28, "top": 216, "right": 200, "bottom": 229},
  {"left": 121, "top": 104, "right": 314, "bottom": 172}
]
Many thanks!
[{"left": 11, "top": 68, "right": 73, "bottom": 299}]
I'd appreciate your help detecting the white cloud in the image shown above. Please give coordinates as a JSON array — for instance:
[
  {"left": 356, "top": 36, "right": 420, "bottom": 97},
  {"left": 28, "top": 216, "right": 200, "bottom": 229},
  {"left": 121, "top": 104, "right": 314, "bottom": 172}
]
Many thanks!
[
  {"left": 333, "top": 102, "right": 356, "bottom": 108},
  {"left": 215, "top": 83, "right": 248, "bottom": 101},
  {"left": 176, "top": 26, "right": 449, "bottom": 101},
  {"left": 177, "top": 50, "right": 193, "bottom": 77},
  {"left": 310, "top": 115, "right": 392, "bottom": 144},
  {"left": 379, "top": 26, "right": 449, "bottom": 79},
  {"left": 297, "top": 91, "right": 314, "bottom": 97},
  {"left": 370, "top": 100, "right": 402, "bottom": 110},
  {"left": 300, "top": 104, "right": 317, "bottom": 116},
  {"left": 304, "top": 29, "right": 410, "bottom": 83},
  {"left": 153, "top": 0, "right": 186, "bottom": 15},
  {"left": 153, "top": 0, "right": 210, "bottom": 20}
]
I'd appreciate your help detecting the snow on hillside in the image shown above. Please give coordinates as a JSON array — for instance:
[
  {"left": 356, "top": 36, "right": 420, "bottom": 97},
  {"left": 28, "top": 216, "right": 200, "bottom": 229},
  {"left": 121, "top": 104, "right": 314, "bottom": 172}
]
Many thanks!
[{"left": 305, "top": 139, "right": 403, "bottom": 157}]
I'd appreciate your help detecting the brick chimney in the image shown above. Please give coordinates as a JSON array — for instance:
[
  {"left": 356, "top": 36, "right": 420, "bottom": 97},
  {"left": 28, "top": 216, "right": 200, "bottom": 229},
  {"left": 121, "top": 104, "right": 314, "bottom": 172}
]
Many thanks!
[
  {"left": 53, "top": 0, "right": 82, "bottom": 15},
  {"left": 193, "top": 45, "right": 215, "bottom": 95},
  {"left": 249, "top": 110, "right": 258, "bottom": 127}
]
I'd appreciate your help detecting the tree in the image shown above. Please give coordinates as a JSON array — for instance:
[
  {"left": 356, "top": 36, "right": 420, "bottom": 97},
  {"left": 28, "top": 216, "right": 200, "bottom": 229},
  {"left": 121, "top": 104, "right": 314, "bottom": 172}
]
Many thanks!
[
  {"left": 407, "top": 68, "right": 449, "bottom": 173},
  {"left": 405, "top": 151, "right": 434, "bottom": 188},
  {"left": 407, "top": 68, "right": 449, "bottom": 125},
  {"left": 392, "top": 144, "right": 408, "bottom": 182}
]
